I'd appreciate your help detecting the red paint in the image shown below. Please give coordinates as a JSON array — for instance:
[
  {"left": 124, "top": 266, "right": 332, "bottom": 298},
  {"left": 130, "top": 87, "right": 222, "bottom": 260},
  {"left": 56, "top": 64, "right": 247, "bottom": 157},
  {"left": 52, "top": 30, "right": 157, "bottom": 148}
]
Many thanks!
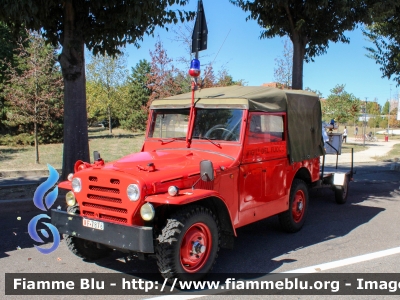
[
  {"left": 180, "top": 222, "right": 211, "bottom": 273},
  {"left": 59, "top": 108, "right": 319, "bottom": 236}
]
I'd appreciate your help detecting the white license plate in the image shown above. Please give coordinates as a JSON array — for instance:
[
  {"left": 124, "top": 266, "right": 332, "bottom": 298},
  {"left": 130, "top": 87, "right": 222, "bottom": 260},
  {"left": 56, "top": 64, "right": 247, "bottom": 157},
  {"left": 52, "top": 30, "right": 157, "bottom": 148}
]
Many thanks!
[{"left": 83, "top": 219, "right": 104, "bottom": 230}]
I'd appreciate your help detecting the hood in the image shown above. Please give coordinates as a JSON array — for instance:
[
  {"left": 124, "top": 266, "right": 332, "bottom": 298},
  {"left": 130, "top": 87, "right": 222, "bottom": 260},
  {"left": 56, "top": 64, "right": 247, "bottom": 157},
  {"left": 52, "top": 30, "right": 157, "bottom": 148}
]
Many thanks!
[{"left": 108, "top": 149, "right": 235, "bottom": 181}]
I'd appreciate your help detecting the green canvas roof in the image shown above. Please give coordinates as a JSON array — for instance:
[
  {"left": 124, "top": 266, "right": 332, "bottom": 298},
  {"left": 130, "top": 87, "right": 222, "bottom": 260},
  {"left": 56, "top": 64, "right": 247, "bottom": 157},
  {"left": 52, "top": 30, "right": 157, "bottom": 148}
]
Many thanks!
[
  {"left": 150, "top": 85, "right": 317, "bottom": 112},
  {"left": 150, "top": 86, "right": 324, "bottom": 163}
]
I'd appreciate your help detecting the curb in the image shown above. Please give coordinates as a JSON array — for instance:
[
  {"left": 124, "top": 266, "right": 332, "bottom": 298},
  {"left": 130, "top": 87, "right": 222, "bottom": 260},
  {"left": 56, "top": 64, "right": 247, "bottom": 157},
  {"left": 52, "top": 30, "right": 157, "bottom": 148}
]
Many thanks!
[{"left": 0, "top": 169, "right": 61, "bottom": 178}]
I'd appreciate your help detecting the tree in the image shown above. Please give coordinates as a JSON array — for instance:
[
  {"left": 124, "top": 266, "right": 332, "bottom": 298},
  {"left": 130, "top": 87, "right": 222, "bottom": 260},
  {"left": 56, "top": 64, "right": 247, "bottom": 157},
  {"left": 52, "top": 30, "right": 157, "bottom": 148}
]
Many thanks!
[
  {"left": 230, "top": 0, "right": 370, "bottom": 89},
  {"left": 389, "top": 107, "right": 400, "bottom": 128},
  {"left": 274, "top": 39, "right": 293, "bottom": 88},
  {"left": 215, "top": 67, "right": 246, "bottom": 87},
  {"left": 0, "top": 0, "right": 193, "bottom": 179},
  {"left": 148, "top": 39, "right": 182, "bottom": 103},
  {"left": 86, "top": 52, "right": 128, "bottom": 134},
  {"left": 3, "top": 30, "right": 63, "bottom": 163},
  {"left": 364, "top": 1, "right": 400, "bottom": 86},
  {"left": 0, "top": 22, "right": 27, "bottom": 133},
  {"left": 382, "top": 100, "right": 390, "bottom": 114},
  {"left": 322, "top": 84, "right": 361, "bottom": 124},
  {"left": 117, "top": 59, "right": 151, "bottom": 131},
  {"left": 304, "top": 87, "right": 323, "bottom": 97}
]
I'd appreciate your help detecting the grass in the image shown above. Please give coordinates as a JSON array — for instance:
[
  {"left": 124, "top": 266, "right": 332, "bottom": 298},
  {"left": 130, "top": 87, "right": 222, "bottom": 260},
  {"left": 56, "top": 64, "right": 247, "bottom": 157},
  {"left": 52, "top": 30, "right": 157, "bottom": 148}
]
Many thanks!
[
  {"left": 340, "top": 142, "right": 366, "bottom": 154},
  {"left": 373, "top": 144, "right": 400, "bottom": 162},
  {"left": 0, "top": 128, "right": 145, "bottom": 171},
  {"left": 0, "top": 126, "right": 398, "bottom": 171}
]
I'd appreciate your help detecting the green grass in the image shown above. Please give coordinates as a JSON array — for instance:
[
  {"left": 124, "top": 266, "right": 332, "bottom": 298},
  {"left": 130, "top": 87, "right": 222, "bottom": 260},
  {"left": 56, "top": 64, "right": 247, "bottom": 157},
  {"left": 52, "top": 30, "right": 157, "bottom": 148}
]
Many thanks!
[
  {"left": 373, "top": 144, "right": 400, "bottom": 162},
  {"left": 0, "top": 128, "right": 145, "bottom": 171},
  {"left": 340, "top": 142, "right": 366, "bottom": 154},
  {"left": 0, "top": 126, "right": 397, "bottom": 171}
]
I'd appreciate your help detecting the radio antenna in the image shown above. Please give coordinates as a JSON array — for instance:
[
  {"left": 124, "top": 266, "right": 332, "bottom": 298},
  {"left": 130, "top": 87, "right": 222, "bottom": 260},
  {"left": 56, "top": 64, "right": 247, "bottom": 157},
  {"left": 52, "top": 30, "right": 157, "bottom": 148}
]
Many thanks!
[{"left": 201, "top": 28, "right": 231, "bottom": 87}]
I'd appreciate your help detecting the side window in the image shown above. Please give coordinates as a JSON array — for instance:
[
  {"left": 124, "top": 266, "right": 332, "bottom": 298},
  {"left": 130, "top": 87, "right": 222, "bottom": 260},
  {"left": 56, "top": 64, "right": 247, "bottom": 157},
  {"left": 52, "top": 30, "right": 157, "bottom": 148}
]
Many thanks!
[{"left": 248, "top": 114, "right": 284, "bottom": 144}]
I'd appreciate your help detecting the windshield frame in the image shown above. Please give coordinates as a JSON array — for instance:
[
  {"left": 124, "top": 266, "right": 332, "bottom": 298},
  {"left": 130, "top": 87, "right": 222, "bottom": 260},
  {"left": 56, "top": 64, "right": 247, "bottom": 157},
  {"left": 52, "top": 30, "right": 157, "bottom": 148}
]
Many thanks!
[{"left": 147, "top": 107, "right": 245, "bottom": 144}]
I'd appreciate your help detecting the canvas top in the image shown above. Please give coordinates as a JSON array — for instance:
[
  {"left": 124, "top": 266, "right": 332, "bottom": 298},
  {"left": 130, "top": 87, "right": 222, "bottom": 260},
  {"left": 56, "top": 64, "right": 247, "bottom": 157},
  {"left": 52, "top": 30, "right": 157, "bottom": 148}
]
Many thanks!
[{"left": 150, "top": 85, "right": 325, "bottom": 163}]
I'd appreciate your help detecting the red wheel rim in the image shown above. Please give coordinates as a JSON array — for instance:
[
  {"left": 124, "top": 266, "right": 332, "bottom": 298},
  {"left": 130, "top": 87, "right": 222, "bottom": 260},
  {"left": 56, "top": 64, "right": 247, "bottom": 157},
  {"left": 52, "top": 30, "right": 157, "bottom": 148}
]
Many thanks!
[
  {"left": 180, "top": 222, "right": 212, "bottom": 273},
  {"left": 292, "top": 189, "right": 305, "bottom": 223}
]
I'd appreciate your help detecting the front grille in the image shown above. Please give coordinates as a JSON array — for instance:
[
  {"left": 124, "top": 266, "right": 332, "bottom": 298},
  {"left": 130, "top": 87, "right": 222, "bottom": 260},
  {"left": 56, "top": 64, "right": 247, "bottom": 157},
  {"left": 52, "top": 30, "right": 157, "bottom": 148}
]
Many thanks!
[
  {"left": 80, "top": 173, "right": 136, "bottom": 225},
  {"left": 197, "top": 180, "right": 214, "bottom": 190},
  {"left": 89, "top": 185, "right": 120, "bottom": 194},
  {"left": 99, "top": 214, "right": 127, "bottom": 223},
  {"left": 87, "top": 194, "right": 122, "bottom": 203},
  {"left": 82, "top": 211, "right": 95, "bottom": 217},
  {"left": 82, "top": 202, "right": 127, "bottom": 214}
]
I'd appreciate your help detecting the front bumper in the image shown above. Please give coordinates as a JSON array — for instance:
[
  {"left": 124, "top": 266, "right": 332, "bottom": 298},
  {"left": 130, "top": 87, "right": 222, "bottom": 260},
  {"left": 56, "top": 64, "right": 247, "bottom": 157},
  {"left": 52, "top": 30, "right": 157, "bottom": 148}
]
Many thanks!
[{"left": 51, "top": 210, "right": 154, "bottom": 253}]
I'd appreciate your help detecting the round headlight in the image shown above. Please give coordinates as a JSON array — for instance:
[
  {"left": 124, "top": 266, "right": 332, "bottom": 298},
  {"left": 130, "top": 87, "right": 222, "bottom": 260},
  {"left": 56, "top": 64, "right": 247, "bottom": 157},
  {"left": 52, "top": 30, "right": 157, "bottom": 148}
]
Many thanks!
[
  {"left": 140, "top": 203, "right": 155, "bottom": 221},
  {"left": 66, "top": 191, "right": 76, "bottom": 207},
  {"left": 127, "top": 184, "right": 140, "bottom": 201},
  {"left": 67, "top": 173, "right": 74, "bottom": 181},
  {"left": 72, "top": 177, "right": 82, "bottom": 193},
  {"left": 168, "top": 186, "right": 179, "bottom": 196}
]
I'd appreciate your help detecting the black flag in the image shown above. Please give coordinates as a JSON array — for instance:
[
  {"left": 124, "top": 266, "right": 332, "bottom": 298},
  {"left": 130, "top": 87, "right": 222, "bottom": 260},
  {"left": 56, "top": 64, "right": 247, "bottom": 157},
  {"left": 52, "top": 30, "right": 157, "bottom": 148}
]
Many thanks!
[{"left": 191, "top": 0, "right": 208, "bottom": 55}]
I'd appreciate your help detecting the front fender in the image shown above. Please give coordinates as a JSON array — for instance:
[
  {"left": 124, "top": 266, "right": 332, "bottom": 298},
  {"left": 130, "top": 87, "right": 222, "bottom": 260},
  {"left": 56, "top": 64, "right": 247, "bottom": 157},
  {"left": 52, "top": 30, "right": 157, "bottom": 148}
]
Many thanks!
[
  {"left": 145, "top": 189, "right": 220, "bottom": 205},
  {"left": 58, "top": 180, "right": 72, "bottom": 190}
]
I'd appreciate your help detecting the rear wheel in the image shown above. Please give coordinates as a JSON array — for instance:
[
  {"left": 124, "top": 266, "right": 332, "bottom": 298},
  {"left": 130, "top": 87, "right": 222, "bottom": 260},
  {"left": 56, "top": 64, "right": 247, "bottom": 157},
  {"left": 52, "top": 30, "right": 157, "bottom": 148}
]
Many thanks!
[
  {"left": 64, "top": 206, "right": 112, "bottom": 260},
  {"left": 334, "top": 176, "right": 349, "bottom": 204},
  {"left": 156, "top": 205, "right": 220, "bottom": 282},
  {"left": 279, "top": 179, "right": 309, "bottom": 233}
]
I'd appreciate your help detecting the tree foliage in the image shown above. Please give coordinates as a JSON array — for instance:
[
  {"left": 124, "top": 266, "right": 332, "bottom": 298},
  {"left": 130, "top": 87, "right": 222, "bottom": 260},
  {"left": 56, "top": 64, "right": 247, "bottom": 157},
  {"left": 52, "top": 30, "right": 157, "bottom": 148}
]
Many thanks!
[
  {"left": 3, "top": 30, "right": 63, "bottom": 163},
  {"left": 117, "top": 59, "right": 151, "bottom": 131},
  {"left": 230, "top": 0, "right": 370, "bottom": 89},
  {"left": 86, "top": 52, "right": 128, "bottom": 134},
  {"left": 148, "top": 39, "right": 183, "bottom": 103},
  {"left": 0, "top": 0, "right": 194, "bottom": 179},
  {"left": 322, "top": 84, "right": 361, "bottom": 124},
  {"left": 274, "top": 39, "right": 293, "bottom": 88},
  {"left": 364, "top": 1, "right": 400, "bottom": 86}
]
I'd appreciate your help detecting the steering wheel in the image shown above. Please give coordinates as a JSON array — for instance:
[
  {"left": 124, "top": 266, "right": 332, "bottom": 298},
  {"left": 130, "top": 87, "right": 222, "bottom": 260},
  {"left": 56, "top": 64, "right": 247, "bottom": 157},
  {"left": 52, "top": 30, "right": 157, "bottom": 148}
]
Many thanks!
[{"left": 204, "top": 124, "right": 237, "bottom": 141}]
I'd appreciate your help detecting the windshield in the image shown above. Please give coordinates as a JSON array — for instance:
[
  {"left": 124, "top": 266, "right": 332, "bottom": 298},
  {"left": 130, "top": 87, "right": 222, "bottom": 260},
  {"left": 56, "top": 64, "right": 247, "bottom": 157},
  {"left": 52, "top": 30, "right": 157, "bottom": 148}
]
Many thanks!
[
  {"left": 148, "top": 108, "right": 243, "bottom": 141},
  {"left": 193, "top": 109, "right": 243, "bottom": 141},
  {"left": 148, "top": 109, "right": 189, "bottom": 139}
]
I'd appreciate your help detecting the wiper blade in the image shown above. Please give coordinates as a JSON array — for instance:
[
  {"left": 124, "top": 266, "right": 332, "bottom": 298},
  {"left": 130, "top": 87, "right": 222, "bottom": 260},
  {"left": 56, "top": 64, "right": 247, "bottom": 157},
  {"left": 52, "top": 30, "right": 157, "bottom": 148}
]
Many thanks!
[
  {"left": 192, "top": 136, "right": 221, "bottom": 148},
  {"left": 158, "top": 137, "right": 185, "bottom": 145}
]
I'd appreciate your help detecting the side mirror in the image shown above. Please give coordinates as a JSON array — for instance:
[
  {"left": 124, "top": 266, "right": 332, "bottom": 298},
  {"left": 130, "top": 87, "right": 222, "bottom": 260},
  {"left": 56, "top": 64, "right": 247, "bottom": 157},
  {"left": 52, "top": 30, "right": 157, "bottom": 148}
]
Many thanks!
[
  {"left": 93, "top": 151, "right": 101, "bottom": 161},
  {"left": 200, "top": 160, "right": 214, "bottom": 181}
]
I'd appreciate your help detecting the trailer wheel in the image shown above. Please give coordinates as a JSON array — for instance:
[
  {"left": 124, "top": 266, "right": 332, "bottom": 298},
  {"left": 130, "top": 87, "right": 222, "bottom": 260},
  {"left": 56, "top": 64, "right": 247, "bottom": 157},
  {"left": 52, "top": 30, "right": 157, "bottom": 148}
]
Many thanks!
[
  {"left": 279, "top": 179, "right": 309, "bottom": 233},
  {"left": 334, "top": 176, "right": 349, "bottom": 204},
  {"left": 156, "top": 205, "right": 220, "bottom": 282},
  {"left": 64, "top": 206, "right": 112, "bottom": 260}
]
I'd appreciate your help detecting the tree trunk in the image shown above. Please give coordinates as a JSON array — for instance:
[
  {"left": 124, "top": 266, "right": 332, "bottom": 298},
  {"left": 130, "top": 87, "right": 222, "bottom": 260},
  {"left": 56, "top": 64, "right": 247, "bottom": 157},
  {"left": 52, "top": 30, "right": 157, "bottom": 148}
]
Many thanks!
[
  {"left": 34, "top": 121, "right": 39, "bottom": 164},
  {"left": 291, "top": 33, "right": 307, "bottom": 90},
  {"left": 59, "top": 0, "right": 89, "bottom": 180},
  {"left": 108, "top": 106, "right": 112, "bottom": 134}
]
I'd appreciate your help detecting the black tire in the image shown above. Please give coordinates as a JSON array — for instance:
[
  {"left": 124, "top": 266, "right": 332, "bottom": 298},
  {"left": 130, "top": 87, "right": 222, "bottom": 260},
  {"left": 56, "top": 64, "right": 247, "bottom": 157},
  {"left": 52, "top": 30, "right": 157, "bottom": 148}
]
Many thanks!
[
  {"left": 334, "top": 176, "right": 349, "bottom": 204},
  {"left": 279, "top": 179, "right": 309, "bottom": 233},
  {"left": 156, "top": 205, "right": 220, "bottom": 282},
  {"left": 64, "top": 206, "right": 112, "bottom": 260}
]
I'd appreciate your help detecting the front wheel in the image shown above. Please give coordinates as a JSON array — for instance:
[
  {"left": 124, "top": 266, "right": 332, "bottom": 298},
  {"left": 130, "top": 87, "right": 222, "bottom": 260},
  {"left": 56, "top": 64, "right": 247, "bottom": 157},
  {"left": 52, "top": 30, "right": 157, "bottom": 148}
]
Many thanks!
[
  {"left": 64, "top": 206, "right": 112, "bottom": 260},
  {"left": 156, "top": 205, "right": 220, "bottom": 282},
  {"left": 279, "top": 179, "right": 309, "bottom": 233}
]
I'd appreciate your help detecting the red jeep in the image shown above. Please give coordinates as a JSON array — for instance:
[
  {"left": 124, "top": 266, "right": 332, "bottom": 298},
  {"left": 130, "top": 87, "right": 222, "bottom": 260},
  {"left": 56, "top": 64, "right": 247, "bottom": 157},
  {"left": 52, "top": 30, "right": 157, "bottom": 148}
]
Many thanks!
[{"left": 52, "top": 86, "right": 349, "bottom": 281}]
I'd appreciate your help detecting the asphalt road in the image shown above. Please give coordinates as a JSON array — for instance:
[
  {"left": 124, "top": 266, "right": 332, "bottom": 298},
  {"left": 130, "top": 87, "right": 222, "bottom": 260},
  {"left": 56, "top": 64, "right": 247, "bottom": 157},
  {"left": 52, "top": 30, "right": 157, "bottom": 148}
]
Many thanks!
[{"left": 1, "top": 162, "right": 400, "bottom": 299}]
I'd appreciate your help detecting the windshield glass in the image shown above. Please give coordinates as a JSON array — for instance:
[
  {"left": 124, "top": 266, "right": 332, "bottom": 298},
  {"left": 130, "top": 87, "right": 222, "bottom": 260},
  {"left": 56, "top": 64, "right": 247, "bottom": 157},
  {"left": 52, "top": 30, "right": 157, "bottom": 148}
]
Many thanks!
[
  {"left": 148, "top": 109, "right": 189, "bottom": 138},
  {"left": 193, "top": 109, "right": 243, "bottom": 141},
  {"left": 148, "top": 108, "right": 243, "bottom": 141}
]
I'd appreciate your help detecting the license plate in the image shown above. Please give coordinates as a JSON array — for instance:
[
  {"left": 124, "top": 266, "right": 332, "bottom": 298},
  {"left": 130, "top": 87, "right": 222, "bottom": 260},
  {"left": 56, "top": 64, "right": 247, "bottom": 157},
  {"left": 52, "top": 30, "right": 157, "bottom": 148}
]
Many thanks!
[{"left": 83, "top": 218, "right": 104, "bottom": 230}]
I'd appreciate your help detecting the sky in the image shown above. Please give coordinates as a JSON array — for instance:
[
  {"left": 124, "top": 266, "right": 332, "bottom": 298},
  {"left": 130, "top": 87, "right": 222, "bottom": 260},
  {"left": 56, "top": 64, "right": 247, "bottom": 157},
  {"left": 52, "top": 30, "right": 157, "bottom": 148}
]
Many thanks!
[{"left": 122, "top": 0, "right": 399, "bottom": 107}]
